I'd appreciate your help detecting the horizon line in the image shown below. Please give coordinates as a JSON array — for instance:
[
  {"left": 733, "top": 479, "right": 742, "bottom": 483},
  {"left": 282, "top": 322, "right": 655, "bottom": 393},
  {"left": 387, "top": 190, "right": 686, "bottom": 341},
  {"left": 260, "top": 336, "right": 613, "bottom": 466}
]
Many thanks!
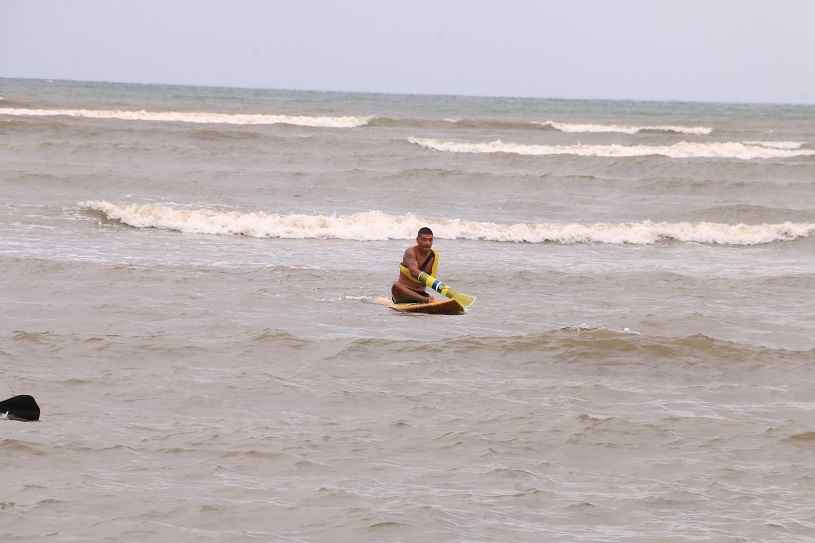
[{"left": 2, "top": 75, "right": 814, "bottom": 108}]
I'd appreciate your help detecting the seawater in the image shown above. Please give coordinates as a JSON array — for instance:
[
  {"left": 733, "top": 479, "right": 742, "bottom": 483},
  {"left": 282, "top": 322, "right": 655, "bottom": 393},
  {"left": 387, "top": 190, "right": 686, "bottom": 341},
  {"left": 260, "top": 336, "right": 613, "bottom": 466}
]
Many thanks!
[{"left": 2, "top": 78, "right": 815, "bottom": 542}]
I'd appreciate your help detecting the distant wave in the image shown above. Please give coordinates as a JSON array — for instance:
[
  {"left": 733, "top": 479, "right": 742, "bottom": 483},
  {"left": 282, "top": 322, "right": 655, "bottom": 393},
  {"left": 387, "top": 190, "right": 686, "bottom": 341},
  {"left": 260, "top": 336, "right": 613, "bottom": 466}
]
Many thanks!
[
  {"left": 408, "top": 137, "right": 815, "bottom": 160},
  {"left": 81, "top": 201, "right": 815, "bottom": 245},
  {"left": 675, "top": 204, "right": 815, "bottom": 224},
  {"left": 538, "top": 121, "right": 713, "bottom": 135},
  {"left": 334, "top": 116, "right": 716, "bottom": 133},
  {"left": 0, "top": 107, "right": 371, "bottom": 128},
  {"left": 368, "top": 116, "right": 540, "bottom": 130},
  {"left": 336, "top": 329, "right": 809, "bottom": 360},
  {"left": 743, "top": 141, "right": 807, "bottom": 150},
  {"left": 368, "top": 117, "right": 714, "bottom": 133}
]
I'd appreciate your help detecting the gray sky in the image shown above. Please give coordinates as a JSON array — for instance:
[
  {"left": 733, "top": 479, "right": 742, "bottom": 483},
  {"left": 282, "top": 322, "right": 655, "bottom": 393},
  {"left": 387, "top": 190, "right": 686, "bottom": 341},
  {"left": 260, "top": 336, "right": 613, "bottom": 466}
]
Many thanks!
[{"left": 2, "top": 0, "right": 814, "bottom": 103}]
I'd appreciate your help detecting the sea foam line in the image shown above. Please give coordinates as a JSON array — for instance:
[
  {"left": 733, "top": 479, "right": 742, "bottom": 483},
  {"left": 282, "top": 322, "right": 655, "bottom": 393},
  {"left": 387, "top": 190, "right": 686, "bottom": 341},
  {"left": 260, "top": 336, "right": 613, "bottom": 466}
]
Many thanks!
[
  {"left": 0, "top": 107, "right": 371, "bottom": 128},
  {"left": 538, "top": 121, "right": 713, "bottom": 135},
  {"left": 81, "top": 201, "right": 815, "bottom": 245},
  {"left": 408, "top": 137, "right": 815, "bottom": 160},
  {"left": 743, "top": 141, "right": 807, "bottom": 150}
]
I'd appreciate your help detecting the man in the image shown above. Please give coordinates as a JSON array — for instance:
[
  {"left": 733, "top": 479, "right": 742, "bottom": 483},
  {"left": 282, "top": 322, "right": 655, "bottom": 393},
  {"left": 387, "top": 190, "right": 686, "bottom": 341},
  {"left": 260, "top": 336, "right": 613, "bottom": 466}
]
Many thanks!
[{"left": 391, "top": 226, "right": 438, "bottom": 304}]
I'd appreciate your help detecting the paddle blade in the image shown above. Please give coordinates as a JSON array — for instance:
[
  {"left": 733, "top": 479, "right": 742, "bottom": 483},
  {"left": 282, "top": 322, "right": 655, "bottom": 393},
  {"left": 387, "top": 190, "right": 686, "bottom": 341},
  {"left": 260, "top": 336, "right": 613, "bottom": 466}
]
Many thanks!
[
  {"left": 417, "top": 271, "right": 476, "bottom": 308},
  {"left": 446, "top": 287, "right": 476, "bottom": 308},
  {"left": 0, "top": 395, "right": 40, "bottom": 421}
]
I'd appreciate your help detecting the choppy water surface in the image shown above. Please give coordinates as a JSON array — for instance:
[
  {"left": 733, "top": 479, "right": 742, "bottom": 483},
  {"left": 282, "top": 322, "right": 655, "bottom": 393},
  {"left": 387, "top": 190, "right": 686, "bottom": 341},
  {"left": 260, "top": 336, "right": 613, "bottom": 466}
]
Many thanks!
[{"left": 2, "top": 78, "right": 815, "bottom": 542}]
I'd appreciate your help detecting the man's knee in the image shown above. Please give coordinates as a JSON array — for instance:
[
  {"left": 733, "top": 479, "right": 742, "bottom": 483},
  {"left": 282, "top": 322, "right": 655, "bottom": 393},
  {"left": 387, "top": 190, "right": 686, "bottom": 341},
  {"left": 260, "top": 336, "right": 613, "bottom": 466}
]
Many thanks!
[{"left": 391, "top": 283, "right": 428, "bottom": 304}]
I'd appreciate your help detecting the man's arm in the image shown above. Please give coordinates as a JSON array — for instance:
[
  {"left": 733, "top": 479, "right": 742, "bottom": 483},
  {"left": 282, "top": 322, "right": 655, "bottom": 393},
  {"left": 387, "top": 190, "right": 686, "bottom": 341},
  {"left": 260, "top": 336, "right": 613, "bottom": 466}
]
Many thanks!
[{"left": 402, "top": 248, "right": 421, "bottom": 279}]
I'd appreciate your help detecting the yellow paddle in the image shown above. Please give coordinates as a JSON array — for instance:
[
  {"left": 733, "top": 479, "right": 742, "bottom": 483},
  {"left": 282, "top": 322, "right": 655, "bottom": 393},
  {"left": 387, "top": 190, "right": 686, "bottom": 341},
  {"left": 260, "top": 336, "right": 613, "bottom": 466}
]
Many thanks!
[{"left": 417, "top": 272, "right": 476, "bottom": 308}]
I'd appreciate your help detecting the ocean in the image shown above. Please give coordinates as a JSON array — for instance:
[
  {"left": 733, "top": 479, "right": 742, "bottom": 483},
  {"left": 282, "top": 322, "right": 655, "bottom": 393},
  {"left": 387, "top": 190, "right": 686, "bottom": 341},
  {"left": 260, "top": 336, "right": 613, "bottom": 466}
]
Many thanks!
[{"left": 2, "top": 77, "right": 815, "bottom": 542}]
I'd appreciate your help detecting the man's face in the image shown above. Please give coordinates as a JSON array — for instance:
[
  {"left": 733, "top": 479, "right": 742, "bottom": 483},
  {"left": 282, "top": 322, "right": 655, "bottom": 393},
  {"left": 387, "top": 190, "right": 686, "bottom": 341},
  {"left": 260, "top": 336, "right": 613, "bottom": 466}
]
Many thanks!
[{"left": 417, "top": 234, "right": 433, "bottom": 250}]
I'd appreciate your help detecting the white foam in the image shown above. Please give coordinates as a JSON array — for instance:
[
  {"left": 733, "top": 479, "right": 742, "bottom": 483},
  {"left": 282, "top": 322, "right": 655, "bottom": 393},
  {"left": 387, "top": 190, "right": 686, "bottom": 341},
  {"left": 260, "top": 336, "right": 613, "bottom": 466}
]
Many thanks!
[
  {"left": 744, "top": 141, "right": 807, "bottom": 150},
  {"left": 408, "top": 137, "right": 815, "bottom": 160},
  {"left": 0, "top": 107, "right": 371, "bottom": 128},
  {"left": 81, "top": 201, "right": 815, "bottom": 246},
  {"left": 538, "top": 121, "right": 713, "bottom": 135}
]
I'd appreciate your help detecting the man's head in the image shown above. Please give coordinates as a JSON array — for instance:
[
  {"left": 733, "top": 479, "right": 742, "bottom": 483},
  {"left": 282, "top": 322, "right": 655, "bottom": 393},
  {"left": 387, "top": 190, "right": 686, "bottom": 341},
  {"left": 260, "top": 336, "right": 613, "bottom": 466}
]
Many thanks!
[{"left": 416, "top": 226, "right": 434, "bottom": 250}]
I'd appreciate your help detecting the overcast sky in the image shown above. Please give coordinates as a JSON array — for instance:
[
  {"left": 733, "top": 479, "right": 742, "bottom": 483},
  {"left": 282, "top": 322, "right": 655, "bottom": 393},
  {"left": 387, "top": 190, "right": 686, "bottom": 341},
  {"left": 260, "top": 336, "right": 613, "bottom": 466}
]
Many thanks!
[{"left": 2, "top": 0, "right": 814, "bottom": 103}]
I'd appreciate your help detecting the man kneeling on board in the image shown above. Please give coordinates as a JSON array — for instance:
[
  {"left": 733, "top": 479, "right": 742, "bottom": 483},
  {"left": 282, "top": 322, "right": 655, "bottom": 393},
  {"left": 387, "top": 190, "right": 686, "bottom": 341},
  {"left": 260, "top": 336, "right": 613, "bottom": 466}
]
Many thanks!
[{"left": 392, "top": 226, "right": 438, "bottom": 304}]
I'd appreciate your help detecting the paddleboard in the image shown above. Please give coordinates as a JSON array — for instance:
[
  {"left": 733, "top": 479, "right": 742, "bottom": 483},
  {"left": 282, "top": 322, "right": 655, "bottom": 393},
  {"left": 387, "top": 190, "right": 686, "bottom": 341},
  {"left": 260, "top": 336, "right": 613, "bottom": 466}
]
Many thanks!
[{"left": 376, "top": 297, "right": 465, "bottom": 315}]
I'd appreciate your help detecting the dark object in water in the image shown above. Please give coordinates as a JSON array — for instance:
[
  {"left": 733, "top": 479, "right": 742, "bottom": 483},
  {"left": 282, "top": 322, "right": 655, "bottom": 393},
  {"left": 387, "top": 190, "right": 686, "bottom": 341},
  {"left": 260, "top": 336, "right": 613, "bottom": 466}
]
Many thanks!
[{"left": 0, "top": 395, "right": 40, "bottom": 421}]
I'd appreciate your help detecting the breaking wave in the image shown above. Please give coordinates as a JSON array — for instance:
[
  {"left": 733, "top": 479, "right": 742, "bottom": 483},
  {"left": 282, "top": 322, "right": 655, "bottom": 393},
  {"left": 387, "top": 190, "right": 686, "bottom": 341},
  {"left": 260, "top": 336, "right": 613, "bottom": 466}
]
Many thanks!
[
  {"left": 537, "top": 121, "right": 713, "bottom": 135},
  {"left": 743, "top": 141, "right": 807, "bottom": 150},
  {"left": 408, "top": 137, "right": 815, "bottom": 160},
  {"left": 0, "top": 107, "right": 371, "bottom": 128},
  {"left": 365, "top": 117, "right": 714, "bottom": 133},
  {"left": 80, "top": 201, "right": 815, "bottom": 245}
]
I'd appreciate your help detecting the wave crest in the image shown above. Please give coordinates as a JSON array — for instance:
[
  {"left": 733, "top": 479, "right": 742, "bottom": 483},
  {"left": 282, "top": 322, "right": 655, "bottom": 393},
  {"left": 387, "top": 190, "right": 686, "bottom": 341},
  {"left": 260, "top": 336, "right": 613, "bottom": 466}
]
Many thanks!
[
  {"left": 408, "top": 137, "right": 815, "bottom": 160},
  {"left": 80, "top": 201, "right": 815, "bottom": 245},
  {"left": 538, "top": 121, "right": 713, "bottom": 135},
  {"left": 743, "top": 141, "right": 807, "bottom": 150},
  {"left": 0, "top": 107, "right": 371, "bottom": 128}
]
